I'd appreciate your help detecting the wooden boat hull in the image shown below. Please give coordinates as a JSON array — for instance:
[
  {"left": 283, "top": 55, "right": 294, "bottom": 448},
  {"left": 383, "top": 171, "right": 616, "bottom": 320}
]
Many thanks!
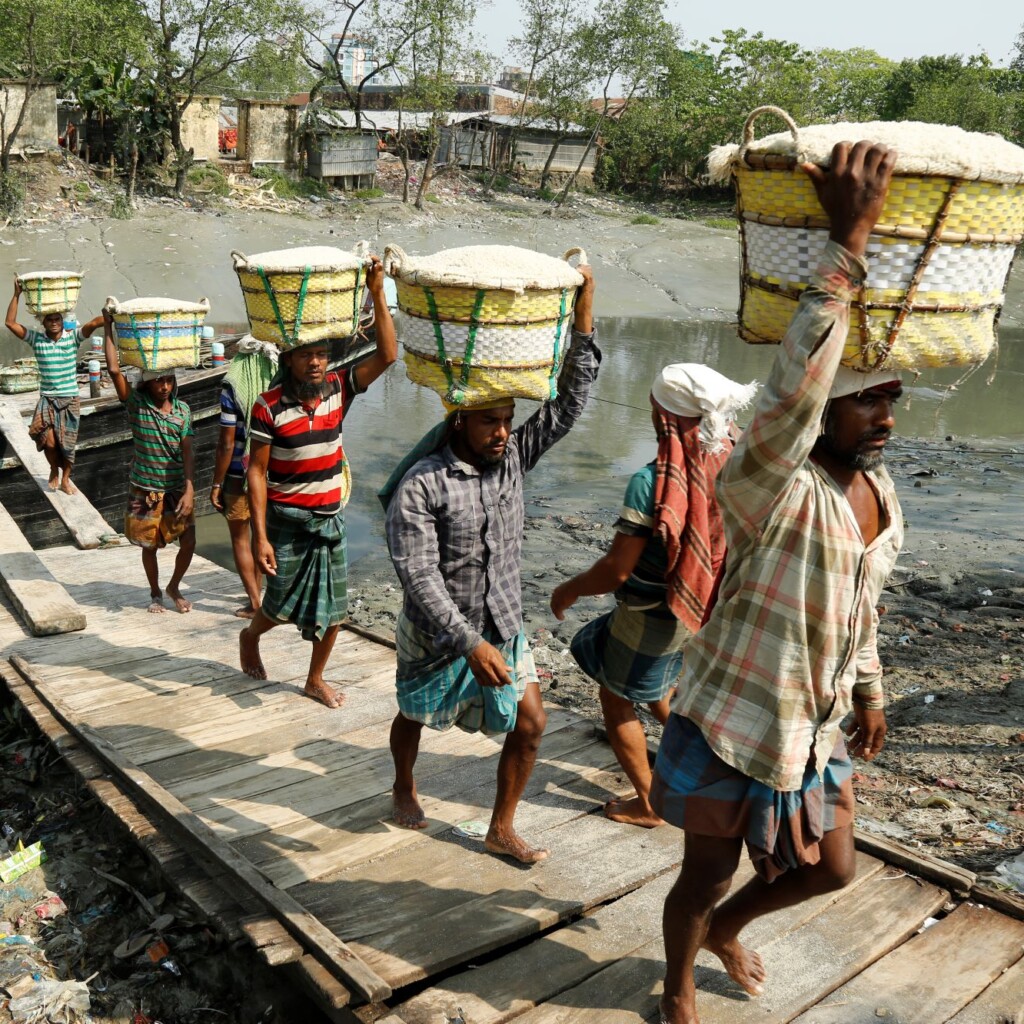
[{"left": 0, "top": 334, "right": 375, "bottom": 549}]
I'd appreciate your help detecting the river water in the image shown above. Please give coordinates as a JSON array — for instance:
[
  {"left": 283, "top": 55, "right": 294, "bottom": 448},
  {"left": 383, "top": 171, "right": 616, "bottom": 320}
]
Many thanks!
[{"left": 194, "top": 314, "right": 1024, "bottom": 574}]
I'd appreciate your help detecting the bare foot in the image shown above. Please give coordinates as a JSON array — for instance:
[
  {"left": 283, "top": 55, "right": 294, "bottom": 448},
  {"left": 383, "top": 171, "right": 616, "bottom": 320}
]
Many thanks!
[
  {"left": 703, "top": 928, "right": 766, "bottom": 997},
  {"left": 485, "top": 825, "right": 549, "bottom": 864},
  {"left": 604, "top": 796, "right": 665, "bottom": 829},
  {"left": 147, "top": 594, "right": 166, "bottom": 614},
  {"left": 392, "top": 786, "right": 428, "bottom": 829},
  {"left": 234, "top": 603, "right": 258, "bottom": 619},
  {"left": 239, "top": 626, "right": 267, "bottom": 680},
  {"left": 659, "top": 994, "right": 699, "bottom": 1024},
  {"left": 304, "top": 679, "right": 344, "bottom": 709},
  {"left": 47, "top": 468, "right": 59, "bottom": 491},
  {"left": 166, "top": 586, "right": 192, "bottom": 613},
  {"left": 59, "top": 476, "right": 77, "bottom": 495}
]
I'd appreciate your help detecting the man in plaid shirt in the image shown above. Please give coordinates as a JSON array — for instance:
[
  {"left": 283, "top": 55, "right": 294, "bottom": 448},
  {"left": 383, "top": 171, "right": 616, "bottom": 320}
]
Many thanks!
[
  {"left": 384, "top": 268, "right": 598, "bottom": 864},
  {"left": 653, "top": 142, "right": 904, "bottom": 1024}
]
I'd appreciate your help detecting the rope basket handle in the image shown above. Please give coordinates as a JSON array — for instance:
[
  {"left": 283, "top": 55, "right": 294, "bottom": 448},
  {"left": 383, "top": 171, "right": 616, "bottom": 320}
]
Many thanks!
[
  {"left": 230, "top": 250, "right": 248, "bottom": 269},
  {"left": 383, "top": 244, "right": 407, "bottom": 277},
  {"left": 103, "top": 295, "right": 119, "bottom": 315},
  {"left": 563, "top": 246, "right": 589, "bottom": 267},
  {"left": 738, "top": 106, "right": 804, "bottom": 167}
]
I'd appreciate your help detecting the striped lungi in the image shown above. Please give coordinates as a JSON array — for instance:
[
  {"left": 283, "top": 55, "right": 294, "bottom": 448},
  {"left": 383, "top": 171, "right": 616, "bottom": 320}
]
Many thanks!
[
  {"left": 29, "top": 395, "right": 80, "bottom": 465},
  {"left": 651, "top": 714, "right": 854, "bottom": 882},
  {"left": 570, "top": 603, "right": 691, "bottom": 703},
  {"left": 395, "top": 614, "right": 537, "bottom": 735},
  {"left": 262, "top": 503, "right": 347, "bottom": 642}
]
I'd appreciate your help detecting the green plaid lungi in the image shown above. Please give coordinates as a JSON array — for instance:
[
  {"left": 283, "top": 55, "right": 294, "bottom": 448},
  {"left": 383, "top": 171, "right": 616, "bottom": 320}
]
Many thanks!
[
  {"left": 395, "top": 614, "right": 538, "bottom": 735},
  {"left": 262, "top": 503, "right": 347, "bottom": 642},
  {"left": 570, "top": 602, "right": 692, "bottom": 703}
]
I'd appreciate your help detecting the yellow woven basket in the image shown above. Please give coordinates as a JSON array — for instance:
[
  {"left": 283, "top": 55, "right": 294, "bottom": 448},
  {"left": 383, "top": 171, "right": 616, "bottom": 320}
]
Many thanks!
[
  {"left": 106, "top": 296, "right": 209, "bottom": 371},
  {"left": 232, "top": 244, "right": 370, "bottom": 349},
  {"left": 712, "top": 108, "right": 1024, "bottom": 370},
  {"left": 18, "top": 271, "right": 83, "bottom": 317},
  {"left": 385, "top": 244, "right": 586, "bottom": 408}
]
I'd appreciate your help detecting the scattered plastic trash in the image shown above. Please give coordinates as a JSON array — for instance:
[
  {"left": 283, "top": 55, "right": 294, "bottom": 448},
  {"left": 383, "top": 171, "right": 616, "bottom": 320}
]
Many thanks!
[
  {"left": 0, "top": 841, "right": 46, "bottom": 884},
  {"left": 32, "top": 893, "right": 68, "bottom": 921},
  {"left": 8, "top": 977, "right": 90, "bottom": 1023},
  {"left": 452, "top": 821, "right": 489, "bottom": 840},
  {"left": 923, "top": 694, "right": 936, "bottom": 704},
  {"left": 0, "top": 934, "right": 36, "bottom": 946},
  {"left": 917, "top": 794, "right": 956, "bottom": 810},
  {"left": 985, "top": 821, "right": 1011, "bottom": 835},
  {"left": 995, "top": 851, "right": 1024, "bottom": 892},
  {"left": 978, "top": 588, "right": 994, "bottom": 597}
]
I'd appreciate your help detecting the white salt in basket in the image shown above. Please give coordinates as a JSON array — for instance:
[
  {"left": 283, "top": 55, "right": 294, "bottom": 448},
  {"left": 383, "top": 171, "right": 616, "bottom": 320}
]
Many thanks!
[
  {"left": 385, "top": 244, "right": 586, "bottom": 408},
  {"left": 709, "top": 108, "right": 1024, "bottom": 370}
]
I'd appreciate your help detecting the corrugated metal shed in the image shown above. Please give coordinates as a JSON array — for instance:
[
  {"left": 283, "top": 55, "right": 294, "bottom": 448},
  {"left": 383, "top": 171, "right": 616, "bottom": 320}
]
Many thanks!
[{"left": 307, "top": 130, "right": 378, "bottom": 186}]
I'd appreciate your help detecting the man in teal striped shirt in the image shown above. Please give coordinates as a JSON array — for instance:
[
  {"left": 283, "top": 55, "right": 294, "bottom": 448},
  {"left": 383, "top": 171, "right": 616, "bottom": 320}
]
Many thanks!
[
  {"left": 5, "top": 277, "right": 103, "bottom": 494},
  {"left": 103, "top": 311, "right": 196, "bottom": 614}
]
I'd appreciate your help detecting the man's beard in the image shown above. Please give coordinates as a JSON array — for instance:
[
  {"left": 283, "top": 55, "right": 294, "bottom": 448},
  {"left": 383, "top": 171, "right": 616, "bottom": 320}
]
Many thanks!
[
  {"left": 817, "top": 426, "right": 888, "bottom": 471},
  {"left": 290, "top": 379, "right": 331, "bottom": 401},
  {"left": 478, "top": 449, "right": 507, "bottom": 468}
]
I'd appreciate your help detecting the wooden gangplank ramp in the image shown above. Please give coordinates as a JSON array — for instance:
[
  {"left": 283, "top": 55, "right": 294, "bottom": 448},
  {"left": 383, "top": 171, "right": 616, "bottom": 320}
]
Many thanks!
[{"left": 1, "top": 545, "right": 1023, "bottom": 1023}]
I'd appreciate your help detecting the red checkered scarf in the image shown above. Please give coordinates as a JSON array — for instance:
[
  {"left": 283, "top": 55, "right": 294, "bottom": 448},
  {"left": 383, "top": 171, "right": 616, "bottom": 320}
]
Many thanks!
[{"left": 652, "top": 398, "right": 733, "bottom": 632}]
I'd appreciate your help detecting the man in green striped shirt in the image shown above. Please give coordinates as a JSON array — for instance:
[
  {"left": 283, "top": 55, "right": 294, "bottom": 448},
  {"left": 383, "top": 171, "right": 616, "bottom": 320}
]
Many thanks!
[
  {"left": 103, "top": 311, "right": 196, "bottom": 614},
  {"left": 5, "top": 277, "right": 103, "bottom": 493}
]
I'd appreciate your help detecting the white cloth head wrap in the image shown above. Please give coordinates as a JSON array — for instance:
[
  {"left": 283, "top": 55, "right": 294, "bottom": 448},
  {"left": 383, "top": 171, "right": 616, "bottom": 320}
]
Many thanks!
[
  {"left": 651, "top": 363, "right": 759, "bottom": 454},
  {"left": 142, "top": 368, "right": 176, "bottom": 382},
  {"left": 236, "top": 334, "right": 280, "bottom": 365},
  {"left": 829, "top": 366, "right": 902, "bottom": 399}
]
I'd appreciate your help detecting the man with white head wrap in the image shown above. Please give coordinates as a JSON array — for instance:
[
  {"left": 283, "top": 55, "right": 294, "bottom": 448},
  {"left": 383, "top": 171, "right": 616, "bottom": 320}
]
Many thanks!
[
  {"left": 550, "top": 363, "right": 756, "bottom": 829},
  {"left": 653, "top": 142, "right": 905, "bottom": 1024}
]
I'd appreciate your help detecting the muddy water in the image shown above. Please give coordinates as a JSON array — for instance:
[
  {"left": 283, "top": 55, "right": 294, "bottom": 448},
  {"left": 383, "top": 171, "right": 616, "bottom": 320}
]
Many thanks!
[{"left": 195, "top": 314, "right": 1024, "bottom": 575}]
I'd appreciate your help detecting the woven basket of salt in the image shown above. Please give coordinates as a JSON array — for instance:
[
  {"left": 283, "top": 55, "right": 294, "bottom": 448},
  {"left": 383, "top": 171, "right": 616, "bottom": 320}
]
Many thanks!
[
  {"left": 232, "top": 244, "right": 370, "bottom": 349},
  {"left": 709, "top": 107, "right": 1024, "bottom": 370},
  {"left": 384, "top": 244, "right": 586, "bottom": 408},
  {"left": 18, "top": 271, "right": 83, "bottom": 317},
  {"left": 106, "top": 296, "right": 209, "bottom": 371}
]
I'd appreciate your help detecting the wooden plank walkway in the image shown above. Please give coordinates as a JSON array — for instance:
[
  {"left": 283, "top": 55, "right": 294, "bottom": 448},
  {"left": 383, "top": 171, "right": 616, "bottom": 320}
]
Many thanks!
[
  {"left": 2, "top": 544, "right": 1023, "bottom": 1023},
  {"left": 0, "top": 398, "right": 122, "bottom": 549}
]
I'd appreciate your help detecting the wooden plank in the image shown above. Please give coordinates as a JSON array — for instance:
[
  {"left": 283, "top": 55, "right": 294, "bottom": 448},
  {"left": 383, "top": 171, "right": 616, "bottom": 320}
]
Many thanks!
[
  {"left": 945, "top": 957, "right": 1024, "bottom": 1024},
  {"left": 9, "top": 654, "right": 391, "bottom": 1004},
  {"left": 512, "top": 867, "right": 947, "bottom": 1024},
  {"left": 0, "top": 503, "right": 86, "bottom": 635},
  {"left": 0, "top": 398, "right": 121, "bottom": 549},
  {"left": 391, "top": 853, "right": 887, "bottom": 1024},
  {"left": 240, "top": 916, "right": 305, "bottom": 966},
  {"left": 854, "top": 824, "right": 976, "bottom": 895},
  {"left": 789, "top": 902, "right": 1024, "bottom": 1023},
  {"left": 243, "top": 721, "right": 611, "bottom": 887},
  {"left": 318, "top": 814, "right": 686, "bottom": 989},
  {"left": 972, "top": 882, "right": 1024, "bottom": 922}
]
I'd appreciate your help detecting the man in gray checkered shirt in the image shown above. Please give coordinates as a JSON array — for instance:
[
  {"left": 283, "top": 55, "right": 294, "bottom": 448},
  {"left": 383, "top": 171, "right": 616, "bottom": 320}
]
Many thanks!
[{"left": 384, "top": 268, "right": 598, "bottom": 863}]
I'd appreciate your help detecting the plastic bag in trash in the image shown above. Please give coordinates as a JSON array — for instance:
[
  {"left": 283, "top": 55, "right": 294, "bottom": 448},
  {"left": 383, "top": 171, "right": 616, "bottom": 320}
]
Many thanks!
[
  {"left": 995, "top": 851, "right": 1024, "bottom": 893},
  {"left": 9, "top": 977, "right": 90, "bottom": 1023}
]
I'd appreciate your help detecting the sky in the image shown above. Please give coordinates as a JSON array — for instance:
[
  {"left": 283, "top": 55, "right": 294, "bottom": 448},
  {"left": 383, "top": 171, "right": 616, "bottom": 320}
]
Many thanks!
[{"left": 476, "top": 0, "right": 1022, "bottom": 68}]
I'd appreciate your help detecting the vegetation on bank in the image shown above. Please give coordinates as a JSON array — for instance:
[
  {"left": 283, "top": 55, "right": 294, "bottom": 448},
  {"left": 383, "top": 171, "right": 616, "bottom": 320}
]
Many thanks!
[{"left": 0, "top": 0, "right": 1021, "bottom": 216}]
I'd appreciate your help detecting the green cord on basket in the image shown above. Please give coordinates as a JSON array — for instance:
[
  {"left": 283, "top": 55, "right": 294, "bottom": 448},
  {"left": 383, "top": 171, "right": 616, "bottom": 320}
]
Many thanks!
[
  {"left": 128, "top": 313, "right": 146, "bottom": 369},
  {"left": 424, "top": 287, "right": 456, "bottom": 397},
  {"left": 351, "top": 266, "right": 363, "bottom": 334},
  {"left": 459, "top": 289, "right": 487, "bottom": 392},
  {"left": 548, "top": 289, "right": 569, "bottom": 399},
  {"left": 292, "top": 267, "right": 313, "bottom": 344},
  {"left": 257, "top": 266, "right": 290, "bottom": 346}
]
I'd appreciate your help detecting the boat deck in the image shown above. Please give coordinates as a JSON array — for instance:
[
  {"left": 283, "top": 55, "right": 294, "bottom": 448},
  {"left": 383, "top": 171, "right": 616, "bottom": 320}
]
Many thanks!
[{"left": 2, "top": 545, "right": 1023, "bottom": 1023}]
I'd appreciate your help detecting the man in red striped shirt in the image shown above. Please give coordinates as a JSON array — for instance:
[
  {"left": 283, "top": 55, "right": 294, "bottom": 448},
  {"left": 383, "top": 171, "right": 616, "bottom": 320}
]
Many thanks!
[{"left": 239, "top": 256, "right": 397, "bottom": 707}]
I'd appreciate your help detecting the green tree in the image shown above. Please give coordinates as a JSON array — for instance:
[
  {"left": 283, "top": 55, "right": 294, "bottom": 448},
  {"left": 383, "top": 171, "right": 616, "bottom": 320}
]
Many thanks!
[
  {"left": 553, "top": 0, "right": 676, "bottom": 205},
  {"left": 878, "top": 54, "right": 1018, "bottom": 135},
  {"left": 136, "top": 0, "right": 310, "bottom": 196},
  {"left": 810, "top": 47, "right": 894, "bottom": 122},
  {"left": 0, "top": 0, "right": 146, "bottom": 170}
]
